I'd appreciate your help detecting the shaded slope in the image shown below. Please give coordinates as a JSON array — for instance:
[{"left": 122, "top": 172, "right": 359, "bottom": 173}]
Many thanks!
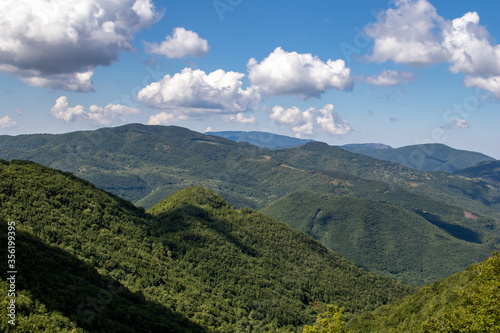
[
  {"left": 0, "top": 219, "right": 204, "bottom": 333},
  {"left": 0, "top": 160, "right": 414, "bottom": 332},
  {"left": 341, "top": 143, "right": 494, "bottom": 173},
  {"left": 261, "top": 190, "right": 495, "bottom": 286},
  {"left": 346, "top": 252, "right": 500, "bottom": 332},
  {"left": 454, "top": 160, "right": 500, "bottom": 187}
]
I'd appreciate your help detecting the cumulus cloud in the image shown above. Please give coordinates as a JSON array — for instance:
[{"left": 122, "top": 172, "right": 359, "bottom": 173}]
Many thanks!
[
  {"left": 50, "top": 96, "right": 140, "bottom": 124},
  {"left": 147, "top": 112, "right": 187, "bottom": 125},
  {"left": 145, "top": 27, "right": 209, "bottom": 58},
  {"left": 270, "top": 104, "right": 350, "bottom": 136},
  {"left": 0, "top": 116, "right": 16, "bottom": 129},
  {"left": 442, "top": 12, "right": 500, "bottom": 76},
  {"left": 360, "top": 70, "right": 416, "bottom": 86},
  {"left": 365, "top": 0, "right": 500, "bottom": 97},
  {"left": 365, "top": 0, "right": 448, "bottom": 66},
  {"left": 464, "top": 76, "right": 500, "bottom": 99},
  {"left": 0, "top": 0, "right": 162, "bottom": 91},
  {"left": 247, "top": 47, "right": 353, "bottom": 99},
  {"left": 221, "top": 113, "right": 257, "bottom": 124},
  {"left": 137, "top": 68, "right": 261, "bottom": 115}
]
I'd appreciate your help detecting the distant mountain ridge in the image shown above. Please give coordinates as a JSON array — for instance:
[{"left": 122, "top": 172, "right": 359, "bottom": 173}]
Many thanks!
[
  {"left": 454, "top": 160, "right": 500, "bottom": 186},
  {"left": 206, "top": 130, "right": 494, "bottom": 173},
  {"left": 341, "top": 143, "right": 392, "bottom": 150},
  {"left": 205, "top": 130, "right": 314, "bottom": 149},
  {"left": 340, "top": 143, "right": 495, "bottom": 173},
  {"left": 1, "top": 124, "right": 500, "bottom": 286}
]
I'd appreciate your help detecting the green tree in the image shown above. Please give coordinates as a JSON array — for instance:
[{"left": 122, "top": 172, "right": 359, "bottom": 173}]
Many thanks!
[
  {"left": 303, "top": 305, "right": 346, "bottom": 333},
  {"left": 422, "top": 252, "right": 500, "bottom": 332}
]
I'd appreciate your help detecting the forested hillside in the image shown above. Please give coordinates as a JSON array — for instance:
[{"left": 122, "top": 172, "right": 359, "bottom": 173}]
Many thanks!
[
  {"left": 340, "top": 143, "right": 495, "bottom": 173},
  {"left": 262, "top": 190, "right": 496, "bottom": 286},
  {"left": 0, "top": 124, "right": 498, "bottom": 222},
  {"left": 1, "top": 124, "right": 499, "bottom": 288},
  {"left": 346, "top": 252, "right": 500, "bottom": 332},
  {"left": 454, "top": 160, "right": 500, "bottom": 187},
  {"left": 0, "top": 160, "right": 413, "bottom": 332}
]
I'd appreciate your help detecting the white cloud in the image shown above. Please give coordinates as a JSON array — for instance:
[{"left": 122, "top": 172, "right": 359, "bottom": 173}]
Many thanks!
[
  {"left": 360, "top": 70, "right": 416, "bottom": 86},
  {"left": 364, "top": 0, "right": 500, "bottom": 98},
  {"left": 50, "top": 96, "right": 140, "bottom": 124},
  {"left": 0, "top": 116, "right": 16, "bottom": 129},
  {"left": 464, "top": 76, "right": 500, "bottom": 99},
  {"left": 147, "top": 112, "right": 187, "bottom": 125},
  {"left": 454, "top": 118, "right": 470, "bottom": 129},
  {"left": 87, "top": 103, "right": 141, "bottom": 125},
  {"left": 316, "top": 104, "right": 351, "bottom": 135},
  {"left": 0, "top": 0, "right": 162, "bottom": 91},
  {"left": 247, "top": 47, "right": 353, "bottom": 99},
  {"left": 137, "top": 68, "right": 261, "bottom": 115},
  {"left": 365, "top": 0, "right": 448, "bottom": 67},
  {"left": 270, "top": 104, "right": 350, "bottom": 136},
  {"left": 145, "top": 27, "right": 209, "bottom": 58},
  {"left": 50, "top": 96, "right": 86, "bottom": 122},
  {"left": 442, "top": 12, "right": 500, "bottom": 76},
  {"left": 221, "top": 113, "right": 257, "bottom": 124}
]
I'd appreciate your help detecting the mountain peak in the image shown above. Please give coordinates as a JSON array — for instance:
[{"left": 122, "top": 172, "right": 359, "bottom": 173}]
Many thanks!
[{"left": 148, "top": 186, "right": 229, "bottom": 215}]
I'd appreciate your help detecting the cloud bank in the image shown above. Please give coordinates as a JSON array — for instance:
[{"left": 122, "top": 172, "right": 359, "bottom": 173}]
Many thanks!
[
  {"left": 50, "top": 96, "right": 140, "bottom": 124},
  {"left": 365, "top": 0, "right": 500, "bottom": 97},
  {"left": 0, "top": 0, "right": 162, "bottom": 91}
]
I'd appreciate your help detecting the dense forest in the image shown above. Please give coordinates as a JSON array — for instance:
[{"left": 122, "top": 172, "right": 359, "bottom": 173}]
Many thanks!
[
  {"left": 0, "top": 160, "right": 413, "bottom": 332},
  {"left": 0, "top": 125, "right": 499, "bottom": 331},
  {"left": 262, "top": 190, "right": 495, "bottom": 286}
]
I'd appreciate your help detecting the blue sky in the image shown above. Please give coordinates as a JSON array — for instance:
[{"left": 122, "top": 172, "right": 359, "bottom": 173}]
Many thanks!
[{"left": 0, "top": 0, "right": 499, "bottom": 158}]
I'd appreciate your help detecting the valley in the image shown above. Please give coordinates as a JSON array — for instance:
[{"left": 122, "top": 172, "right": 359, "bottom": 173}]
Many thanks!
[{"left": 0, "top": 124, "right": 499, "bottom": 331}]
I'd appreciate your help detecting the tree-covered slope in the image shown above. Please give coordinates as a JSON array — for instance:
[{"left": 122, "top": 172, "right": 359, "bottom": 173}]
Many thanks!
[
  {"left": 0, "top": 124, "right": 498, "bottom": 223},
  {"left": 0, "top": 160, "right": 413, "bottom": 332},
  {"left": 273, "top": 141, "right": 500, "bottom": 220},
  {"left": 454, "top": 160, "right": 500, "bottom": 187},
  {"left": 341, "top": 143, "right": 495, "bottom": 173},
  {"left": 0, "top": 219, "right": 203, "bottom": 333},
  {"left": 346, "top": 252, "right": 500, "bottom": 332},
  {"left": 261, "top": 190, "right": 496, "bottom": 286}
]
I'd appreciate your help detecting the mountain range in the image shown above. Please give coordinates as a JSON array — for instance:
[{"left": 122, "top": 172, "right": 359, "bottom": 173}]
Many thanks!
[
  {"left": 203, "top": 130, "right": 495, "bottom": 173},
  {"left": 0, "top": 160, "right": 413, "bottom": 332},
  {"left": 0, "top": 123, "right": 499, "bottom": 287},
  {"left": 1, "top": 159, "right": 498, "bottom": 331}
]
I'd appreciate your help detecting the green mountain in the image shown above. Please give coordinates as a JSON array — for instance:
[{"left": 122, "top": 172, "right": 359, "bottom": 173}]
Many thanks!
[
  {"left": 0, "top": 160, "right": 413, "bottom": 332},
  {"left": 261, "top": 190, "right": 496, "bottom": 286},
  {"left": 0, "top": 124, "right": 498, "bottom": 220},
  {"left": 341, "top": 143, "right": 392, "bottom": 150},
  {"left": 345, "top": 252, "right": 500, "bottom": 332},
  {"left": 205, "top": 130, "right": 314, "bottom": 149},
  {"left": 454, "top": 160, "right": 500, "bottom": 187},
  {"left": 1, "top": 124, "right": 499, "bottom": 286},
  {"left": 340, "top": 143, "right": 495, "bottom": 173}
]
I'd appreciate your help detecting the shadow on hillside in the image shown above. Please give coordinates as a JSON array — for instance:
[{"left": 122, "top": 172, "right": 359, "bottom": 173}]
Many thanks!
[
  {"left": 0, "top": 222, "right": 206, "bottom": 333},
  {"left": 417, "top": 211, "right": 481, "bottom": 244},
  {"left": 154, "top": 204, "right": 259, "bottom": 257}
]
